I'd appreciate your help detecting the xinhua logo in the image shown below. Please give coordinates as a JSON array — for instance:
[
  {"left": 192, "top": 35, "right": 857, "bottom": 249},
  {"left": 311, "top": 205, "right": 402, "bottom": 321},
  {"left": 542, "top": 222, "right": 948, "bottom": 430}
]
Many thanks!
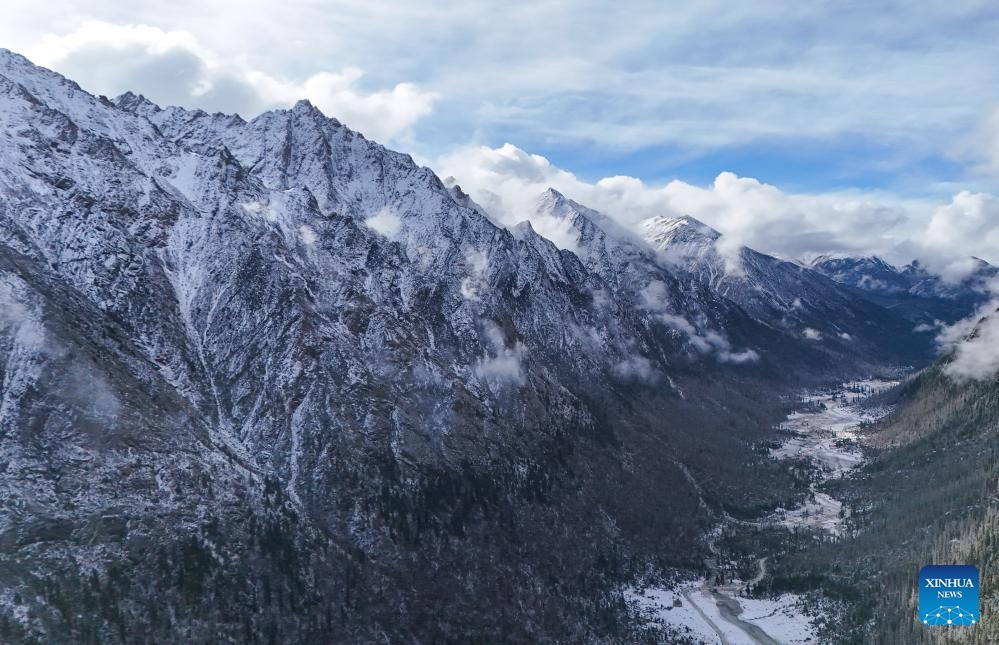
[{"left": 919, "top": 565, "right": 979, "bottom": 626}]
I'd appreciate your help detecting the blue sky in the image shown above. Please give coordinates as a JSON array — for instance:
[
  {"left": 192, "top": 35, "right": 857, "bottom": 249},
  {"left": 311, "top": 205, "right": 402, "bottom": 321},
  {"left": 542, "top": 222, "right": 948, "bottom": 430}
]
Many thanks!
[{"left": 3, "top": 0, "right": 999, "bottom": 268}]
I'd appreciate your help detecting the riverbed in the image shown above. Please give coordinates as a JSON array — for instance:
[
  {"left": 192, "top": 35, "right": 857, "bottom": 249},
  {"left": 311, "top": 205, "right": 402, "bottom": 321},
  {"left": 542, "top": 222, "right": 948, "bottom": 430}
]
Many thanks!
[
  {"left": 769, "top": 379, "right": 897, "bottom": 536},
  {"left": 627, "top": 380, "right": 897, "bottom": 644}
]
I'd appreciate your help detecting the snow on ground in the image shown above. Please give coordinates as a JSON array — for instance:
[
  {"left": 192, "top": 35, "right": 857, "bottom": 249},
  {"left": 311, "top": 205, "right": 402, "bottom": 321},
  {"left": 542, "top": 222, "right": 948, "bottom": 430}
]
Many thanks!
[
  {"left": 629, "top": 381, "right": 894, "bottom": 642},
  {"left": 628, "top": 581, "right": 817, "bottom": 644},
  {"left": 770, "top": 379, "right": 897, "bottom": 534},
  {"left": 740, "top": 594, "right": 818, "bottom": 643},
  {"left": 626, "top": 584, "right": 722, "bottom": 644},
  {"left": 683, "top": 586, "right": 757, "bottom": 645},
  {"left": 779, "top": 491, "right": 844, "bottom": 534}
]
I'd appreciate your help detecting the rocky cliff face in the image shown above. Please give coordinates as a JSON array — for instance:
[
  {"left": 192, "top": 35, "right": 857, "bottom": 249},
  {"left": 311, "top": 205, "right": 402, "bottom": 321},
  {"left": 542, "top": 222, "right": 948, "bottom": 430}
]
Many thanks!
[{"left": 0, "top": 49, "right": 942, "bottom": 643}]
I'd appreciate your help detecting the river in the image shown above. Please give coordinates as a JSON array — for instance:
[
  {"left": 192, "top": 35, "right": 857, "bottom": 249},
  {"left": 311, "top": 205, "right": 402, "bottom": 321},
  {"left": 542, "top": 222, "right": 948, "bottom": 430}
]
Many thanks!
[{"left": 628, "top": 379, "right": 897, "bottom": 644}]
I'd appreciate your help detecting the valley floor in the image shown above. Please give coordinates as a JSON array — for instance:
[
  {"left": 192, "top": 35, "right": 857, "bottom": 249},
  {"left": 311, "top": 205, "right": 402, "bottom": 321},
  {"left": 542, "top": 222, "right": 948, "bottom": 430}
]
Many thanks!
[
  {"left": 628, "top": 579, "right": 814, "bottom": 644},
  {"left": 627, "top": 379, "right": 898, "bottom": 644}
]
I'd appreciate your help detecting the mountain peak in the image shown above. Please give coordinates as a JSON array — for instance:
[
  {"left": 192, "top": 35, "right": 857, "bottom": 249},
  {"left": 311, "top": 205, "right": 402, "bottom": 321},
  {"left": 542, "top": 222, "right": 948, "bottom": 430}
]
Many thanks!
[
  {"left": 535, "top": 187, "right": 603, "bottom": 221},
  {"left": 640, "top": 214, "right": 721, "bottom": 250},
  {"left": 533, "top": 188, "right": 609, "bottom": 238},
  {"left": 537, "top": 186, "right": 570, "bottom": 210},
  {"left": 810, "top": 254, "right": 897, "bottom": 271},
  {"left": 114, "top": 91, "right": 162, "bottom": 116},
  {"left": 277, "top": 98, "right": 343, "bottom": 129},
  {"left": 0, "top": 48, "right": 31, "bottom": 69},
  {"left": 510, "top": 219, "right": 537, "bottom": 238},
  {"left": 292, "top": 98, "right": 317, "bottom": 113},
  {"left": 541, "top": 186, "right": 565, "bottom": 200},
  {"left": 0, "top": 47, "right": 62, "bottom": 88}
]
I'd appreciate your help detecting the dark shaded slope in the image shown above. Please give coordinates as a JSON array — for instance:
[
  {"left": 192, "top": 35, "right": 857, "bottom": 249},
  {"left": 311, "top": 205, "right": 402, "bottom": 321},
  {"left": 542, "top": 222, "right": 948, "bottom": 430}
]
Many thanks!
[{"left": 0, "top": 49, "right": 816, "bottom": 644}]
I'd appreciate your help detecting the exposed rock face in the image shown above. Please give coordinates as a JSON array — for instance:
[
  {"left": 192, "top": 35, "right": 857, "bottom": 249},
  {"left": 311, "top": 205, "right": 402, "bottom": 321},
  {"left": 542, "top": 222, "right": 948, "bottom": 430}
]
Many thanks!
[{"left": 0, "top": 49, "right": 942, "bottom": 642}]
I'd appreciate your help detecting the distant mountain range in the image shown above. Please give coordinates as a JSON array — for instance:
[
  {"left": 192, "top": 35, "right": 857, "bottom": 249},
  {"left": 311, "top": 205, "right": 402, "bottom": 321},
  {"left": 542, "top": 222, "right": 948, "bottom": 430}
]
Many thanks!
[{"left": 809, "top": 254, "right": 996, "bottom": 325}]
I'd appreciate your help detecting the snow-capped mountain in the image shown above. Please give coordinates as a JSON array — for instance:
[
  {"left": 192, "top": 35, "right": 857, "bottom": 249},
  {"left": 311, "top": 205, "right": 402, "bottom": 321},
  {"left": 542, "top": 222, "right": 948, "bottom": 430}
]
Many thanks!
[
  {"left": 0, "top": 49, "right": 954, "bottom": 642},
  {"left": 811, "top": 255, "right": 997, "bottom": 324},
  {"left": 640, "top": 214, "right": 721, "bottom": 256},
  {"left": 809, "top": 255, "right": 911, "bottom": 293},
  {"left": 635, "top": 213, "right": 928, "bottom": 361}
]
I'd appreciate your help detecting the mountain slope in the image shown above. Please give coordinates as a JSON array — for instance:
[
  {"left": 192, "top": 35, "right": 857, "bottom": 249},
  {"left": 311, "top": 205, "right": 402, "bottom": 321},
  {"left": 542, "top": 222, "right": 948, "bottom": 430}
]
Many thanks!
[
  {"left": 635, "top": 212, "right": 932, "bottom": 369},
  {"left": 810, "top": 255, "right": 996, "bottom": 326},
  {"left": 0, "top": 48, "right": 822, "bottom": 643},
  {"left": 0, "top": 48, "right": 953, "bottom": 643},
  {"left": 767, "top": 307, "right": 999, "bottom": 644}
]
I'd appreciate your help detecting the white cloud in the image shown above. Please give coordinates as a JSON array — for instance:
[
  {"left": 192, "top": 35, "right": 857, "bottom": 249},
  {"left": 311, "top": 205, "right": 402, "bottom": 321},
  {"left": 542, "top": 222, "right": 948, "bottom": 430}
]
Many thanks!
[
  {"left": 0, "top": 281, "right": 30, "bottom": 327},
  {"left": 919, "top": 192, "right": 999, "bottom": 280},
  {"left": 0, "top": 278, "right": 45, "bottom": 349},
  {"left": 364, "top": 206, "right": 403, "bottom": 240},
  {"left": 4, "top": 1, "right": 996, "bottom": 161},
  {"left": 474, "top": 352, "right": 524, "bottom": 384},
  {"left": 459, "top": 248, "right": 489, "bottom": 301},
  {"left": 612, "top": 355, "right": 659, "bottom": 383},
  {"left": 938, "top": 298, "right": 999, "bottom": 381},
  {"left": 639, "top": 280, "right": 759, "bottom": 363},
  {"left": 657, "top": 312, "right": 711, "bottom": 352},
  {"left": 241, "top": 199, "right": 283, "bottom": 223},
  {"left": 958, "top": 105, "right": 999, "bottom": 178},
  {"left": 474, "top": 322, "right": 525, "bottom": 385},
  {"left": 804, "top": 328, "right": 823, "bottom": 341},
  {"left": 437, "top": 142, "right": 999, "bottom": 277},
  {"left": 523, "top": 212, "right": 582, "bottom": 253},
  {"left": 27, "top": 21, "right": 437, "bottom": 142},
  {"left": 459, "top": 280, "right": 480, "bottom": 302},
  {"left": 719, "top": 348, "right": 761, "bottom": 364},
  {"left": 241, "top": 201, "right": 265, "bottom": 215},
  {"left": 298, "top": 224, "right": 317, "bottom": 246},
  {"left": 251, "top": 68, "right": 438, "bottom": 143},
  {"left": 638, "top": 280, "right": 670, "bottom": 311},
  {"left": 9, "top": 13, "right": 999, "bottom": 279},
  {"left": 438, "top": 144, "right": 583, "bottom": 251},
  {"left": 437, "top": 144, "right": 907, "bottom": 259}
]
